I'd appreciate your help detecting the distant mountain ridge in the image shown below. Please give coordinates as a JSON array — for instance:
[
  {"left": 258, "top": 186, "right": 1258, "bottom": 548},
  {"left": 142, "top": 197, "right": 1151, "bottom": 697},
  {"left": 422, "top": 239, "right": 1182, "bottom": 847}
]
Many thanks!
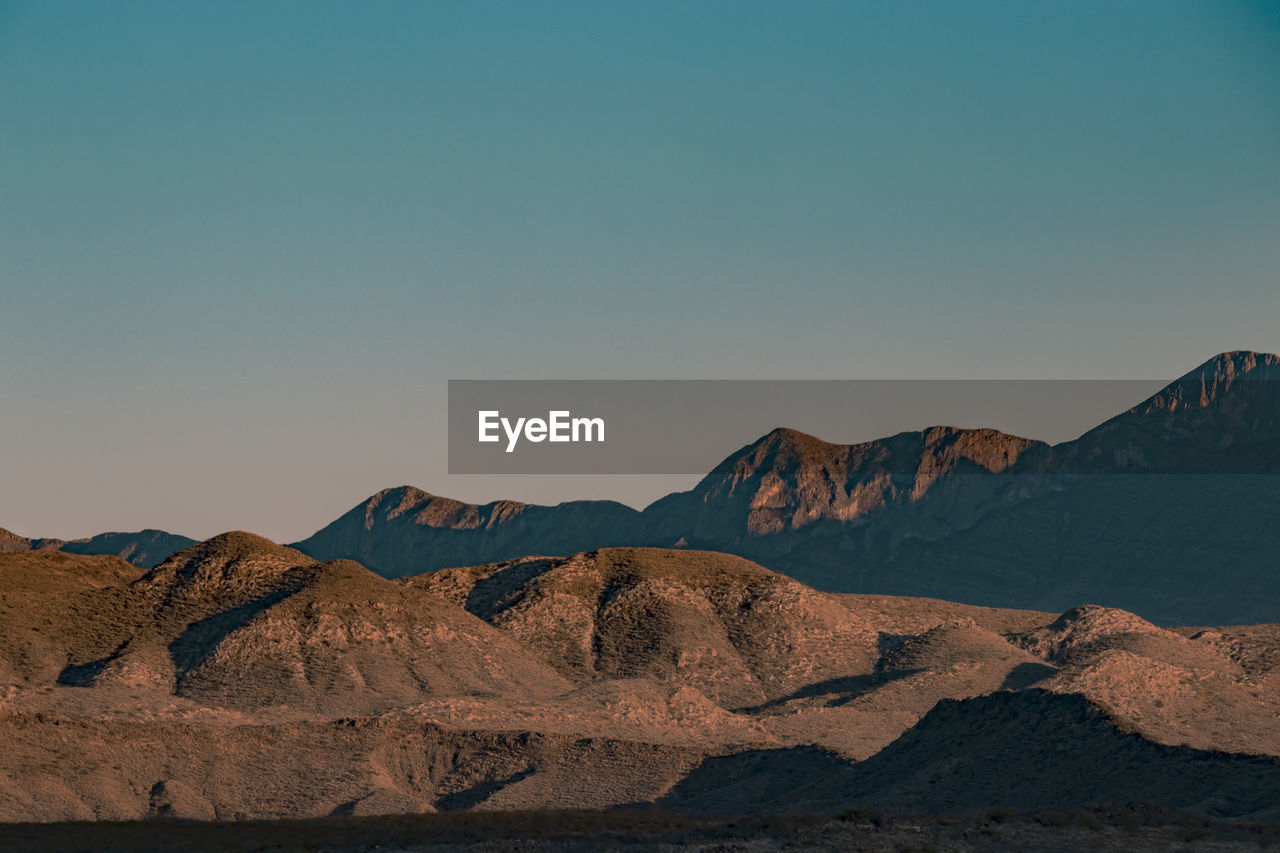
[
  {"left": 295, "top": 486, "right": 644, "bottom": 578},
  {"left": 0, "top": 528, "right": 196, "bottom": 569},
  {"left": 7, "top": 351, "right": 1277, "bottom": 623},
  {"left": 292, "top": 424, "right": 1054, "bottom": 578},
  {"left": 291, "top": 350, "right": 1280, "bottom": 625}
]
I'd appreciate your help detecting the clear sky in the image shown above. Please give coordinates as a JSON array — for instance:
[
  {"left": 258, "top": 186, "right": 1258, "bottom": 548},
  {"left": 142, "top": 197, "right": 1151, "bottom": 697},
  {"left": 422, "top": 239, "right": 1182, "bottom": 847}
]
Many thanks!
[{"left": 2, "top": 1, "right": 1278, "bottom": 541}]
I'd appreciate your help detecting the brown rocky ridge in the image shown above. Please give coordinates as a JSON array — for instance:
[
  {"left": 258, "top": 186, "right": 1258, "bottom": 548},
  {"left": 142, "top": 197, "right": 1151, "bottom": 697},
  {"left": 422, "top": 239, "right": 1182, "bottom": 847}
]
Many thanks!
[{"left": 1, "top": 540, "right": 1278, "bottom": 824}]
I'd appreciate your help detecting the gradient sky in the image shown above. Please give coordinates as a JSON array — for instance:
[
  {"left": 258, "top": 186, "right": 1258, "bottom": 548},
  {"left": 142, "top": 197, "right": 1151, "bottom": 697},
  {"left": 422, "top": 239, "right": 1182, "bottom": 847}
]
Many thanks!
[{"left": 2, "top": 1, "right": 1279, "bottom": 541}]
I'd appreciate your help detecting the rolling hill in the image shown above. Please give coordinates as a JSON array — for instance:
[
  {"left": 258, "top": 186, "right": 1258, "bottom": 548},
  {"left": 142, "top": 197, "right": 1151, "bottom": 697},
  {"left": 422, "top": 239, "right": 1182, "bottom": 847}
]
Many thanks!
[{"left": 2, "top": 542, "right": 1278, "bottom": 822}]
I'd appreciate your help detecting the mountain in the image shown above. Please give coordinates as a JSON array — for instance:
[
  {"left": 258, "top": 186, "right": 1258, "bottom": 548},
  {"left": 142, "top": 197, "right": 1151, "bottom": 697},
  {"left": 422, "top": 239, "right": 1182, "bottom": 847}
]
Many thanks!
[
  {"left": 0, "top": 527, "right": 196, "bottom": 569},
  {"left": 6, "top": 350, "right": 1269, "bottom": 625},
  {"left": 639, "top": 350, "right": 1280, "bottom": 619},
  {"left": 293, "top": 351, "right": 1280, "bottom": 625},
  {"left": 293, "top": 486, "right": 643, "bottom": 578},
  {"left": 60, "top": 529, "right": 198, "bottom": 569},
  {"left": 841, "top": 351, "right": 1280, "bottom": 622},
  {"left": 642, "top": 424, "right": 1046, "bottom": 548},
  {"left": 1049, "top": 350, "right": 1280, "bottom": 475},
  {"left": 2, "top": 542, "right": 1279, "bottom": 823},
  {"left": 286, "top": 426, "right": 1052, "bottom": 584}
]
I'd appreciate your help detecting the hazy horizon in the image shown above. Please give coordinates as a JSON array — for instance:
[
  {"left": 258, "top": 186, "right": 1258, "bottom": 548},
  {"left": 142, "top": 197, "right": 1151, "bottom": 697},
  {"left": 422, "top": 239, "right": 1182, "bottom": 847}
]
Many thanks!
[{"left": 3, "top": 1, "right": 1278, "bottom": 541}]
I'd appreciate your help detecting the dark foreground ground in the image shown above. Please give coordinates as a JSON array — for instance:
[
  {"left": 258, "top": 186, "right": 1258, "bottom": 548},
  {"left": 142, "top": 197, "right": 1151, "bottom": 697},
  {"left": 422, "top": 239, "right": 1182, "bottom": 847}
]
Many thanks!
[{"left": 4, "top": 808, "right": 1279, "bottom": 853}]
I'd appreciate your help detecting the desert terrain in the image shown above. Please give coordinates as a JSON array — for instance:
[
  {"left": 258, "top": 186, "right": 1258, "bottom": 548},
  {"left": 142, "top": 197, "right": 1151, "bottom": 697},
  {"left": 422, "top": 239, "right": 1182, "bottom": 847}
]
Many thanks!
[
  {"left": 1, "top": 539, "right": 1277, "bottom": 838},
  {"left": 2, "top": 352, "right": 1278, "bottom": 850}
]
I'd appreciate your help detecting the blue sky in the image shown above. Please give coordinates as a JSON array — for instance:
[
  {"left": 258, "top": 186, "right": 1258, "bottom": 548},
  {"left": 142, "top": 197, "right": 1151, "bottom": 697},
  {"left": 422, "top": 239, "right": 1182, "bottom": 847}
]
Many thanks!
[{"left": 2, "top": 1, "right": 1278, "bottom": 540}]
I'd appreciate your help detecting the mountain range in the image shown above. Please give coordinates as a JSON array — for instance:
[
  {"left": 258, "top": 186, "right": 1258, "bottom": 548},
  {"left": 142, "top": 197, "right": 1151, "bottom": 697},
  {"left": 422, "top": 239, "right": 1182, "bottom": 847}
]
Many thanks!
[
  {"left": 2, "top": 537, "right": 1278, "bottom": 822},
  {"left": 3, "top": 346, "right": 1279, "bottom": 829},
  {"left": 0, "top": 528, "right": 197, "bottom": 570},
  {"left": 6, "top": 351, "right": 1277, "bottom": 625},
  {"left": 294, "top": 350, "right": 1280, "bottom": 625}
]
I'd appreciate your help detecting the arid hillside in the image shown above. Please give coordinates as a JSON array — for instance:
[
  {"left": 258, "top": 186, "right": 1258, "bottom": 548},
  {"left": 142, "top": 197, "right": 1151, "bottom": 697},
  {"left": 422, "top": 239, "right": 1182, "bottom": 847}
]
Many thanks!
[{"left": 1, "top": 541, "right": 1277, "bottom": 824}]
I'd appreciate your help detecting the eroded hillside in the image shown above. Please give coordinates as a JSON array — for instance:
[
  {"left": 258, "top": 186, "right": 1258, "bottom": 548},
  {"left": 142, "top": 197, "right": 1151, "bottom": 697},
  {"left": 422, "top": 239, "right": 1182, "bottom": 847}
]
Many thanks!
[{"left": 0, "top": 541, "right": 1278, "bottom": 822}]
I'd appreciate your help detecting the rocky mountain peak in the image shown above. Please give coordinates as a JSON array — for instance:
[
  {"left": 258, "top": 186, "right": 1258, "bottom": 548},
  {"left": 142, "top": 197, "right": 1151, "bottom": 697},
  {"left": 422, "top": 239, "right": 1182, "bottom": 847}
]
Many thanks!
[
  {"left": 1142, "top": 350, "right": 1280, "bottom": 414},
  {"left": 1050, "top": 350, "right": 1280, "bottom": 474}
]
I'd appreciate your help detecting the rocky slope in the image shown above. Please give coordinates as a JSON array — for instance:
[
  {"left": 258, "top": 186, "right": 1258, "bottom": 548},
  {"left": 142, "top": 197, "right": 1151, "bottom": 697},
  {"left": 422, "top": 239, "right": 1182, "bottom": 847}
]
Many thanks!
[
  {"left": 641, "top": 425, "right": 1045, "bottom": 546},
  {"left": 2, "top": 542, "right": 1278, "bottom": 822},
  {"left": 1048, "top": 350, "right": 1280, "bottom": 475}
]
